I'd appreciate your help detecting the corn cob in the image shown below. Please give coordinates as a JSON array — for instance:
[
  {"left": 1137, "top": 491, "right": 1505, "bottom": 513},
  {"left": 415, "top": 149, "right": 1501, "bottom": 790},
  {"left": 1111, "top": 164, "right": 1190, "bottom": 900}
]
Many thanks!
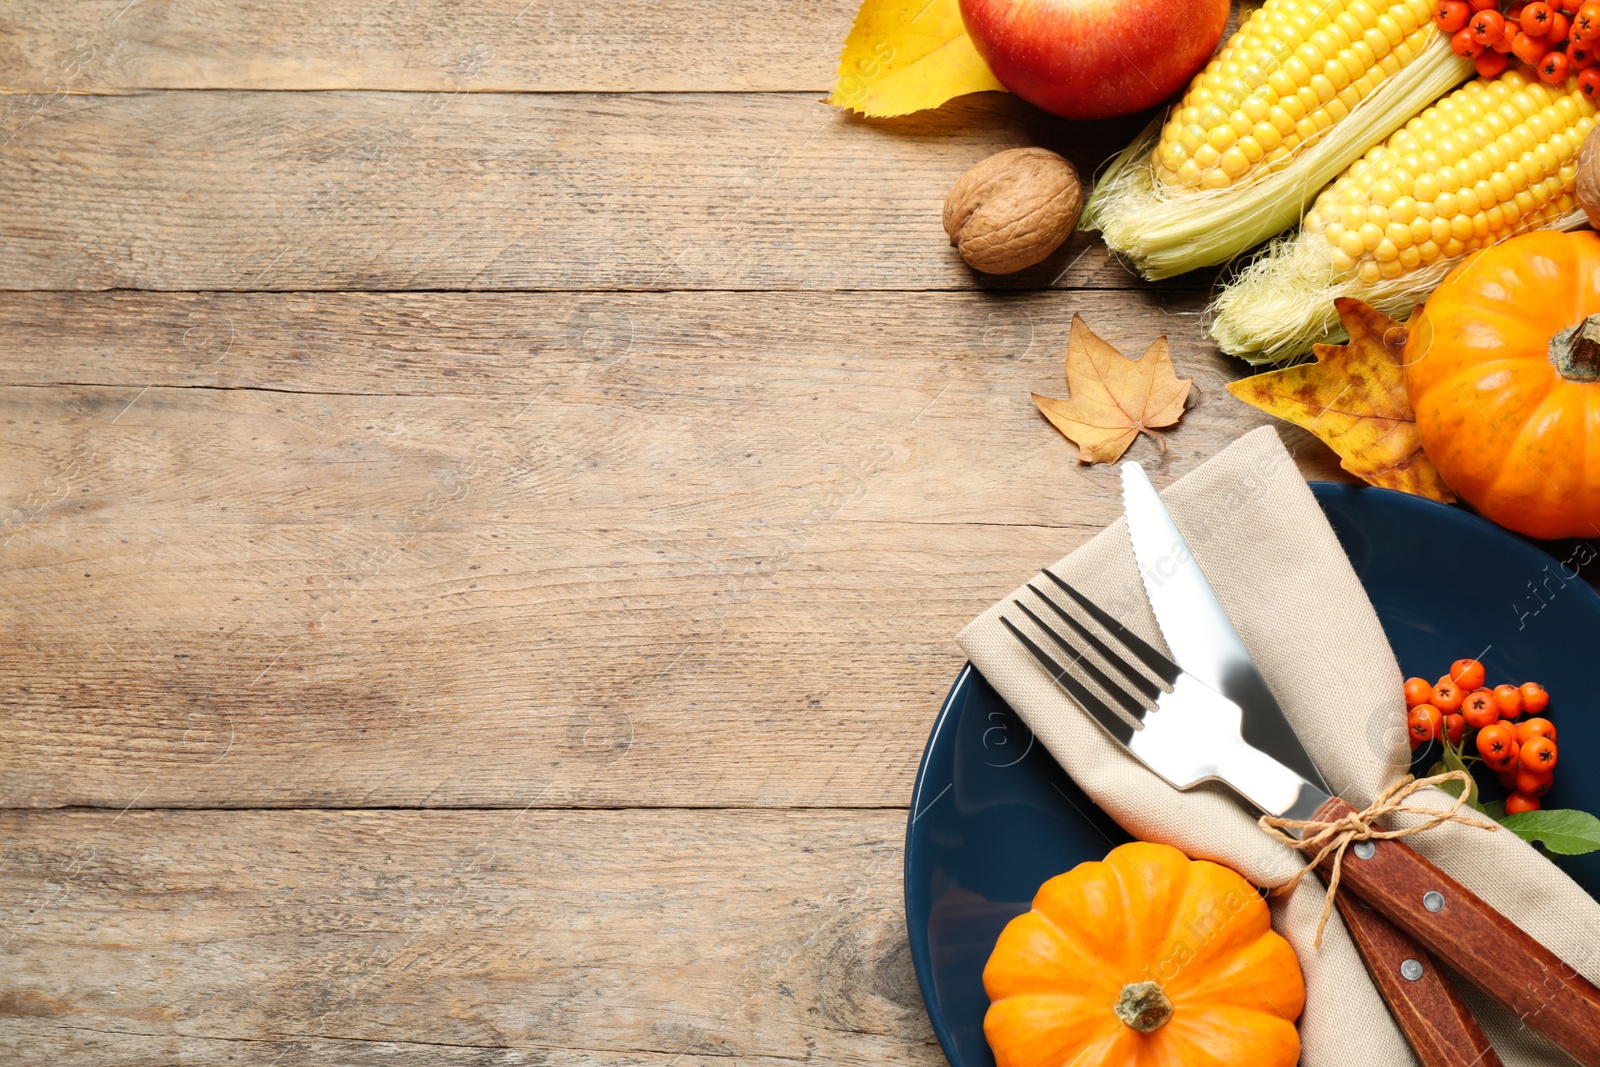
[
  {"left": 1157, "top": 0, "right": 1441, "bottom": 191},
  {"left": 1211, "top": 67, "right": 1596, "bottom": 363},
  {"left": 1084, "top": 0, "right": 1471, "bottom": 280}
]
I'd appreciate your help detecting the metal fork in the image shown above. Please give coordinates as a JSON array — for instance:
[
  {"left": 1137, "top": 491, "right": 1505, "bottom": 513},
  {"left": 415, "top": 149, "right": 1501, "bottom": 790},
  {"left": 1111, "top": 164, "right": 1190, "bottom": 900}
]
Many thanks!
[
  {"left": 1000, "top": 570, "right": 1175, "bottom": 732},
  {"left": 999, "top": 570, "right": 1329, "bottom": 824}
]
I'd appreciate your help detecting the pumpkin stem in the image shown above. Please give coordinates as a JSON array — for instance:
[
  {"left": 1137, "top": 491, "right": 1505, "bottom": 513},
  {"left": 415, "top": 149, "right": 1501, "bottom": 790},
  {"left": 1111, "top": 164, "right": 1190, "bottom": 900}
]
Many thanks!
[
  {"left": 1549, "top": 314, "right": 1600, "bottom": 383},
  {"left": 1113, "top": 981, "right": 1174, "bottom": 1034}
]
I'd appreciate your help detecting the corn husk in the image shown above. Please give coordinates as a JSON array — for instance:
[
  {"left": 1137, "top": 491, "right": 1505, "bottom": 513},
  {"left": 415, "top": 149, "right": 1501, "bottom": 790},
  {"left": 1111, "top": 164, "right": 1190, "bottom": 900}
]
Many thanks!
[{"left": 1208, "top": 208, "right": 1591, "bottom": 363}]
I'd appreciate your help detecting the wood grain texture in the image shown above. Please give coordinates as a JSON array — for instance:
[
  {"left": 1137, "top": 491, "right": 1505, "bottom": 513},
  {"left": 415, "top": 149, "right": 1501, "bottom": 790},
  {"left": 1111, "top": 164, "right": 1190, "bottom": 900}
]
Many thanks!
[
  {"left": 0, "top": 90, "right": 1192, "bottom": 292},
  {"left": 1315, "top": 798, "right": 1600, "bottom": 1066},
  {"left": 1332, "top": 888, "right": 1503, "bottom": 1067},
  {"left": 0, "top": 290, "right": 1344, "bottom": 809},
  {"left": 0, "top": 0, "right": 1261, "bottom": 96},
  {"left": 0, "top": 0, "right": 858, "bottom": 93},
  {"left": 0, "top": 3, "right": 1387, "bottom": 1064},
  {"left": 0, "top": 807, "right": 936, "bottom": 1065}
]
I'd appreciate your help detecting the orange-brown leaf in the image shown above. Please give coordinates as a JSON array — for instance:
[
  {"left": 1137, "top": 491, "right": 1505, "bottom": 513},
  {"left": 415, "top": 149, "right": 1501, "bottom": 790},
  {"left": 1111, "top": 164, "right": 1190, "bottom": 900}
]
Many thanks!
[
  {"left": 1034, "top": 315, "right": 1191, "bottom": 465},
  {"left": 1226, "top": 298, "right": 1455, "bottom": 502}
]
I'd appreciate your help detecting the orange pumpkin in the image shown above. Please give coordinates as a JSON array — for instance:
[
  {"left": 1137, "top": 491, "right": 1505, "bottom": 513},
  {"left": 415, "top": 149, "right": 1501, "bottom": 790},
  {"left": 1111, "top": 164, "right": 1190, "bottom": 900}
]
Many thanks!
[
  {"left": 982, "top": 842, "right": 1303, "bottom": 1067},
  {"left": 1406, "top": 231, "right": 1600, "bottom": 540}
]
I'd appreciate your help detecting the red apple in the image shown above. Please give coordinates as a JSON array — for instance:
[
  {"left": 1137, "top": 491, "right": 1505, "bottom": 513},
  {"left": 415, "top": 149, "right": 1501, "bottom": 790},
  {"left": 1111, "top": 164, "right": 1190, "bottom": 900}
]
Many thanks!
[{"left": 958, "top": 0, "right": 1230, "bottom": 120}]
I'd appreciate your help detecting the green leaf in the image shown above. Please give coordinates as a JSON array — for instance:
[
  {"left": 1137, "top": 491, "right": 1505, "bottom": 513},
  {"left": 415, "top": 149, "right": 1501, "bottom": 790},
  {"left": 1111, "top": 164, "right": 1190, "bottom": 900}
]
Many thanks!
[
  {"left": 1497, "top": 809, "right": 1600, "bottom": 855},
  {"left": 1481, "top": 800, "right": 1506, "bottom": 821}
]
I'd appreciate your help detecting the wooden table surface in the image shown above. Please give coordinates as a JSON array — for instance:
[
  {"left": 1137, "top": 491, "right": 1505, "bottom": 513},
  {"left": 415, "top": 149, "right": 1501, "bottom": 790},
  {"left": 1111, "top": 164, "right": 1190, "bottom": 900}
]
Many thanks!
[{"left": 0, "top": 3, "right": 1345, "bottom": 1062}]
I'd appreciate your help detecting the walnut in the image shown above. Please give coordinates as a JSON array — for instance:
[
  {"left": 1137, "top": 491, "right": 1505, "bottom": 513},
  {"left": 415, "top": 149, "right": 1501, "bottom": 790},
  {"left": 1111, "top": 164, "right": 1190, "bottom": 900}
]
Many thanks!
[{"left": 942, "top": 148, "right": 1083, "bottom": 274}]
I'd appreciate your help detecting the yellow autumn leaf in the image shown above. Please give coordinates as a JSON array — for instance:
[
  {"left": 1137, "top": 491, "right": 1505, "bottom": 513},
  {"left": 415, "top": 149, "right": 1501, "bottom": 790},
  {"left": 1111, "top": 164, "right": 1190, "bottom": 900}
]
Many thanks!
[
  {"left": 1034, "top": 315, "right": 1192, "bottom": 465},
  {"left": 829, "top": 0, "right": 1007, "bottom": 118},
  {"left": 1227, "top": 298, "right": 1456, "bottom": 502}
]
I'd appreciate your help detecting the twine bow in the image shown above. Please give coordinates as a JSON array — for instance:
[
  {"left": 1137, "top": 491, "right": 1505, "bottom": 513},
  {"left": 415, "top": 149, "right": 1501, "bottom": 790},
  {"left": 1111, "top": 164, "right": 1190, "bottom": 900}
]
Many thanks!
[{"left": 1258, "top": 771, "right": 1499, "bottom": 948}]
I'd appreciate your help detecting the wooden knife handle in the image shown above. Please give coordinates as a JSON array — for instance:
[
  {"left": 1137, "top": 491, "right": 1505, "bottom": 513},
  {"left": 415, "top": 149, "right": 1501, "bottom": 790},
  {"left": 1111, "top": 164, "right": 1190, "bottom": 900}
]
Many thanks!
[
  {"left": 1316, "top": 796, "right": 1600, "bottom": 1066},
  {"left": 1324, "top": 871, "right": 1504, "bottom": 1067}
]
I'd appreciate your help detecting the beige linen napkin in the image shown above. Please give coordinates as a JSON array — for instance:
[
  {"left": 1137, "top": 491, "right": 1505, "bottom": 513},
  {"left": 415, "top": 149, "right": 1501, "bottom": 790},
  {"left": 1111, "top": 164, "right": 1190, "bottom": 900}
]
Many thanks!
[{"left": 957, "top": 427, "right": 1600, "bottom": 1067}]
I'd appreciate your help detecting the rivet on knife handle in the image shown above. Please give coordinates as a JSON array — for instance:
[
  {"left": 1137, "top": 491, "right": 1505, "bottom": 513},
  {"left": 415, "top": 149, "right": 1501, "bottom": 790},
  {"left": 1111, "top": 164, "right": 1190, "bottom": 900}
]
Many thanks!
[
  {"left": 1328, "top": 876, "right": 1505, "bottom": 1067},
  {"left": 1314, "top": 796, "right": 1600, "bottom": 1067}
]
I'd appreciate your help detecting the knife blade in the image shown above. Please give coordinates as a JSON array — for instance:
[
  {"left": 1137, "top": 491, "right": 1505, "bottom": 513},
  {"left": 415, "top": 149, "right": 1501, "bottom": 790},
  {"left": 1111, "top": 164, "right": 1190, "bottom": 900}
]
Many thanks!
[{"left": 1118, "top": 461, "right": 1328, "bottom": 790}]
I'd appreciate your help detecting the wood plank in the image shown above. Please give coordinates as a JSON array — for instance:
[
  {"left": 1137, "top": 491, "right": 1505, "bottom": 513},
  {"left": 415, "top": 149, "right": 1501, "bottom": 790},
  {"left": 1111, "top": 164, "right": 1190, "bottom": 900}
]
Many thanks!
[
  {"left": 0, "top": 0, "right": 1256, "bottom": 95},
  {"left": 4, "top": 288, "right": 1227, "bottom": 397},
  {"left": 0, "top": 90, "right": 1179, "bottom": 292},
  {"left": 0, "top": 290, "right": 1342, "bottom": 809},
  {"left": 0, "top": 807, "right": 938, "bottom": 1064},
  {"left": 0, "top": 0, "right": 858, "bottom": 94}
]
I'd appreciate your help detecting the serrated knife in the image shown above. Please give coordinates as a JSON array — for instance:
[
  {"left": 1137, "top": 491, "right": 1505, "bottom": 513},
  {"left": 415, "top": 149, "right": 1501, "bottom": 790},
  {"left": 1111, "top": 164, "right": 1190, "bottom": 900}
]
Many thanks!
[
  {"left": 1118, "top": 461, "right": 1505, "bottom": 1067},
  {"left": 1120, "top": 462, "right": 1325, "bottom": 788}
]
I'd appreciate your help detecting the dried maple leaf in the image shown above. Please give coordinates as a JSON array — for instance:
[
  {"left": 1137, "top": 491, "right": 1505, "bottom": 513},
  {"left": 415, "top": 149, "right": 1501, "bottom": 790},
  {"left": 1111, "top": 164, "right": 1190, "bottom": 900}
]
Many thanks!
[
  {"left": 1033, "top": 314, "right": 1192, "bottom": 465},
  {"left": 1227, "top": 297, "right": 1455, "bottom": 502},
  {"left": 828, "top": 0, "right": 1006, "bottom": 118}
]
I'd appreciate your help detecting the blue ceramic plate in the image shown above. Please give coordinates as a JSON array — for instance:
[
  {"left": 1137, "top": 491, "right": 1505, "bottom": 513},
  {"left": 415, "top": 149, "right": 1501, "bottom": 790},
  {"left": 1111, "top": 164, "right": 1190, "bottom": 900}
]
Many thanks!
[{"left": 905, "top": 482, "right": 1600, "bottom": 1067}]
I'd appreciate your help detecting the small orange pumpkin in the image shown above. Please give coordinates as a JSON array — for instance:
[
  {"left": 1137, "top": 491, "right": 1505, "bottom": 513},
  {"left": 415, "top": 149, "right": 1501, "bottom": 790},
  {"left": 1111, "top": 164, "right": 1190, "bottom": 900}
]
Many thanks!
[
  {"left": 982, "top": 842, "right": 1303, "bottom": 1067},
  {"left": 1406, "top": 231, "right": 1600, "bottom": 539}
]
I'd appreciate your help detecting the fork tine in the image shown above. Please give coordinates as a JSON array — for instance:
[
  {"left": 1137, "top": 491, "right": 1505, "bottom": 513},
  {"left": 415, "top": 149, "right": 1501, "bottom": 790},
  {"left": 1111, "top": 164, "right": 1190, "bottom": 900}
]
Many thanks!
[
  {"left": 1023, "top": 584, "right": 1162, "bottom": 700},
  {"left": 1038, "top": 570, "right": 1181, "bottom": 685},
  {"left": 999, "top": 616, "right": 1137, "bottom": 744},
  {"left": 1013, "top": 601, "right": 1152, "bottom": 719}
]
